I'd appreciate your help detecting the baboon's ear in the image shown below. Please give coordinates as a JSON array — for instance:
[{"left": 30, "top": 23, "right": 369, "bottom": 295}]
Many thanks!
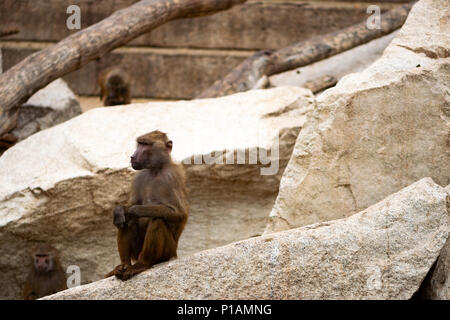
[{"left": 166, "top": 140, "right": 173, "bottom": 151}]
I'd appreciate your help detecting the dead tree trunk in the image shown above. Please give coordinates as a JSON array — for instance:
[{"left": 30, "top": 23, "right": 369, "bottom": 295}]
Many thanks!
[
  {"left": 0, "top": 0, "right": 246, "bottom": 137},
  {"left": 198, "top": 2, "right": 414, "bottom": 99}
]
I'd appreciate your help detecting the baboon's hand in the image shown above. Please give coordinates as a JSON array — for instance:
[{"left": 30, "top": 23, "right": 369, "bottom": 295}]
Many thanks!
[
  {"left": 127, "top": 205, "right": 140, "bottom": 219},
  {"left": 125, "top": 205, "right": 141, "bottom": 227},
  {"left": 113, "top": 206, "right": 127, "bottom": 229}
]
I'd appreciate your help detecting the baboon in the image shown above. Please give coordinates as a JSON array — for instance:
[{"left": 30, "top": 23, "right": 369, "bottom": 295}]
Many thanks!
[
  {"left": 23, "top": 244, "right": 67, "bottom": 300},
  {"left": 98, "top": 67, "right": 131, "bottom": 106},
  {"left": 106, "top": 130, "right": 189, "bottom": 281}
]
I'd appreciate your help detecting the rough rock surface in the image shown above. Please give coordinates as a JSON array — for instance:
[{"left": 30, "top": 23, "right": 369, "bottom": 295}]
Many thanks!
[
  {"left": 413, "top": 184, "right": 449, "bottom": 300},
  {"left": 0, "top": 87, "right": 314, "bottom": 299},
  {"left": 448, "top": 185, "right": 450, "bottom": 300},
  {"left": 11, "top": 79, "right": 82, "bottom": 141},
  {"left": 266, "top": 0, "right": 450, "bottom": 233},
  {"left": 46, "top": 178, "right": 449, "bottom": 300},
  {"left": 413, "top": 237, "right": 449, "bottom": 300},
  {"left": 269, "top": 31, "right": 397, "bottom": 92}
]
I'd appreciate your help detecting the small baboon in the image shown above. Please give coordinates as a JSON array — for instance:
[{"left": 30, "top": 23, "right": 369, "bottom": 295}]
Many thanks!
[
  {"left": 98, "top": 67, "right": 131, "bottom": 106},
  {"left": 106, "top": 130, "right": 189, "bottom": 281},
  {"left": 23, "top": 244, "right": 67, "bottom": 300}
]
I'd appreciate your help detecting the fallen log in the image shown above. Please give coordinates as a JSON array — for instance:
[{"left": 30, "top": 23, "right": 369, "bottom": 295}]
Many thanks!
[
  {"left": 302, "top": 75, "right": 337, "bottom": 93},
  {"left": 268, "top": 32, "right": 397, "bottom": 89},
  {"left": 0, "top": 0, "right": 246, "bottom": 137},
  {"left": 198, "top": 2, "right": 414, "bottom": 98}
]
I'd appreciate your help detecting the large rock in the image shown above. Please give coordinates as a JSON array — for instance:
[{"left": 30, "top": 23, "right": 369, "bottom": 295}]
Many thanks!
[
  {"left": 413, "top": 236, "right": 449, "bottom": 300},
  {"left": 266, "top": 0, "right": 450, "bottom": 233},
  {"left": 46, "top": 178, "right": 449, "bottom": 300},
  {"left": 413, "top": 184, "right": 450, "bottom": 300},
  {"left": 0, "top": 78, "right": 81, "bottom": 155},
  {"left": 12, "top": 79, "right": 82, "bottom": 141},
  {"left": 0, "top": 87, "right": 314, "bottom": 299}
]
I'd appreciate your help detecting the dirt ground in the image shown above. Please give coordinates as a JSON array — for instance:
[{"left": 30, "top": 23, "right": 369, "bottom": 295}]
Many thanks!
[{"left": 77, "top": 96, "right": 170, "bottom": 113}]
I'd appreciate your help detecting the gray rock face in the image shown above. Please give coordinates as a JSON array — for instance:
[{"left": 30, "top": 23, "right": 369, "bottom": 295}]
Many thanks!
[
  {"left": 11, "top": 79, "right": 82, "bottom": 141},
  {"left": 46, "top": 178, "right": 449, "bottom": 300},
  {"left": 0, "top": 87, "right": 314, "bottom": 299},
  {"left": 266, "top": 0, "right": 450, "bottom": 233}
]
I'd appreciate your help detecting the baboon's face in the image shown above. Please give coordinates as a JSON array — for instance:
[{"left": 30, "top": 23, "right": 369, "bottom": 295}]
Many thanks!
[{"left": 130, "top": 132, "right": 172, "bottom": 171}]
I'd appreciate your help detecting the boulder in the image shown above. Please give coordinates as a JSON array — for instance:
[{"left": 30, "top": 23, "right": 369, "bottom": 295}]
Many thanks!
[
  {"left": 0, "top": 87, "right": 314, "bottom": 299},
  {"left": 0, "top": 78, "right": 82, "bottom": 155},
  {"left": 46, "top": 178, "right": 449, "bottom": 300},
  {"left": 12, "top": 79, "right": 82, "bottom": 141},
  {"left": 413, "top": 236, "right": 449, "bottom": 300},
  {"left": 413, "top": 184, "right": 449, "bottom": 300},
  {"left": 266, "top": 0, "right": 450, "bottom": 233}
]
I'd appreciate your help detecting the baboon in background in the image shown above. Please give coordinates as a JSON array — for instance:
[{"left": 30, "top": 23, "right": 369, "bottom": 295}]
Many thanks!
[
  {"left": 98, "top": 67, "right": 131, "bottom": 106},
  {"left": 23, "top": 244, "right": 67, "bottom": 300},
  {"left": 106, "top": 130, "right": 189, "bottom": 281}
]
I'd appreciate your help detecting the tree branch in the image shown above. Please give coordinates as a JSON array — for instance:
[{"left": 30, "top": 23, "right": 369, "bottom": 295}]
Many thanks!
[{"left": 198, "top": 2, "right": 414, "bottom": 99}]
